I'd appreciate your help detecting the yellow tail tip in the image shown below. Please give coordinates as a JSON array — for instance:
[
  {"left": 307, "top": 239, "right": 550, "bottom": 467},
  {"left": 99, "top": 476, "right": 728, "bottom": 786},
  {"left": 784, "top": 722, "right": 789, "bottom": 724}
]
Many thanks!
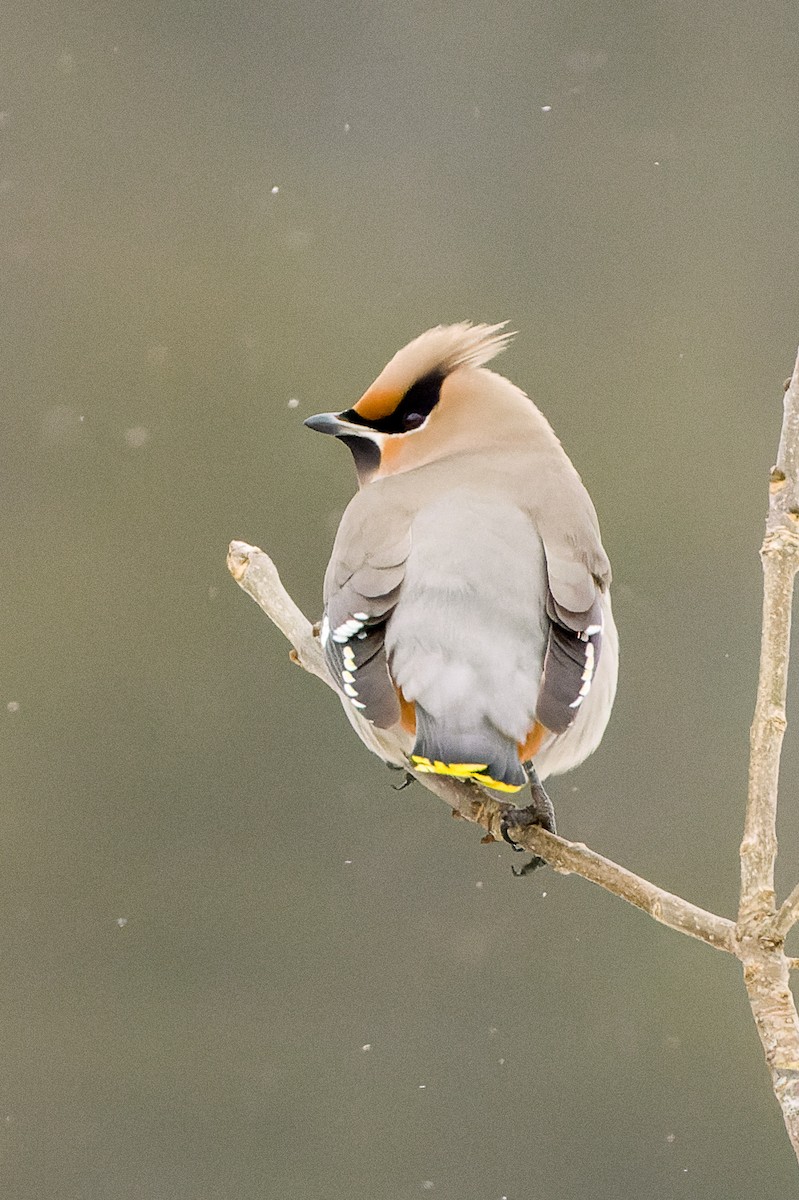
[{"left": 411, "top": 756, "right": 525, "bottom": 794}]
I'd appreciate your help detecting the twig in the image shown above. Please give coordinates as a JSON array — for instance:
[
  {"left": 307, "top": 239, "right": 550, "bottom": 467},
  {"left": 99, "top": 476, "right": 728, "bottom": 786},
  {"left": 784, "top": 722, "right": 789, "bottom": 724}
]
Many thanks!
[
  {"left": 227, "top": 540, "right": 735, "bottom": 954},
  {"left": 774, "top": 882, "right": 799, "bottom": 942},
  {"left": 737, "top": 347, "right": 799, "bottom": 1160}
]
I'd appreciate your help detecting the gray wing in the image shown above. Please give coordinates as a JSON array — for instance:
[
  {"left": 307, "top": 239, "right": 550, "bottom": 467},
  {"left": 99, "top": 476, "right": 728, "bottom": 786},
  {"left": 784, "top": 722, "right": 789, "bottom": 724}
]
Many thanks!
[
  {"left": 535, "top": 545, "right": 609, "bottom": 735},
  {"left": 322, "top": 531, "right": 410, "bottom": 729}
]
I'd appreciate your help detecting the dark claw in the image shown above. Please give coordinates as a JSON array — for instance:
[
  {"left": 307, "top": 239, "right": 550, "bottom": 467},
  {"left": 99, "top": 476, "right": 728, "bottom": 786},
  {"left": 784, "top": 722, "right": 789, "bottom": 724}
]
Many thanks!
[
  {"left": 499, "top": 814, "right": 528, "bottom": 852},
  {"left": 391, "top": 770, "right": 415, "bottom": 791},
  {"left": 501, "top": 810, "right": 547, "bottom": 875},
  {"left": 501, "top": 766, "right": 557, "bottom": 877}
]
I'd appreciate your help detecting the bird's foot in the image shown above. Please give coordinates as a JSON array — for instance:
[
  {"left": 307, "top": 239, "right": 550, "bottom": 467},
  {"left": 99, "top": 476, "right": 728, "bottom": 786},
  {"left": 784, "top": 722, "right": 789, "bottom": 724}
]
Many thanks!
[
  {"left": 499, "top": 807, "right": 546, "bottom": 873},
  {"left": 500, "top": 767, "right": 557, "bottom": 876},
  {"left": 386, "top": 763, "right": 415, "bottom": 791}
]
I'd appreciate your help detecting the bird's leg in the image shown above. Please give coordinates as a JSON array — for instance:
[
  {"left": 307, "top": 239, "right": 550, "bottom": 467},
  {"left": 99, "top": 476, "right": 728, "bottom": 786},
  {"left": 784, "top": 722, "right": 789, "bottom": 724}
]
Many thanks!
[
  {"left": 500, "top": 765, "right": 557, "bottom": 876},
  {"left": 524, "top": 765, "right": 557, "bottom": 834}
]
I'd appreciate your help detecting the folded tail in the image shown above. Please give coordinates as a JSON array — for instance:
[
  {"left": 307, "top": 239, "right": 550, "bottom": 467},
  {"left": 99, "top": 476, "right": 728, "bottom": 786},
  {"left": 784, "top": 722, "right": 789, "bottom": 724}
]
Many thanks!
[{"left": 409, "top": 706, "right": 527, "bottom": 794}]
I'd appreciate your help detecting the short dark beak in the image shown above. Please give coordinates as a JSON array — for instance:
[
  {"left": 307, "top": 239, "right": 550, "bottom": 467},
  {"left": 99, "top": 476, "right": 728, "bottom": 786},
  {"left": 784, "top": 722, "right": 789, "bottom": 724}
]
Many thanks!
[
  {"left": 305, "top": 410, "right": 381, "bottom": 478},
  {"left": 303, "top": 412, "right": 347, "bottom": 436}
]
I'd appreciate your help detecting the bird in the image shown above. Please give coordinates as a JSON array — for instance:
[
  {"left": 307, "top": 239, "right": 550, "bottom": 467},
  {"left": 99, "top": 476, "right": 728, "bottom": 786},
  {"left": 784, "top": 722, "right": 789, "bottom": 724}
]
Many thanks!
[{"left": 304, "top": 322, "right": 617, "bottom": 853}]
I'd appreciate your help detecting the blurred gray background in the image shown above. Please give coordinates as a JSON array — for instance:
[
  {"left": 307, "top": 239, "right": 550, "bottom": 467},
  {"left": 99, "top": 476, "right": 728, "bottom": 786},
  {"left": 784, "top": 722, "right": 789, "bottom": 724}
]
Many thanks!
[{"left": 3, "top": 0, "right": 799, "bottom": 1196}]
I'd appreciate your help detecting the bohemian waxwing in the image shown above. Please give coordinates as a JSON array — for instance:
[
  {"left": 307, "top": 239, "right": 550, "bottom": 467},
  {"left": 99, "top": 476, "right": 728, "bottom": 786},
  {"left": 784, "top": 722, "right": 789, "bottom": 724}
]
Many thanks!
[{"left": 305, "top": 323, "right": 617, "bottom": 832}]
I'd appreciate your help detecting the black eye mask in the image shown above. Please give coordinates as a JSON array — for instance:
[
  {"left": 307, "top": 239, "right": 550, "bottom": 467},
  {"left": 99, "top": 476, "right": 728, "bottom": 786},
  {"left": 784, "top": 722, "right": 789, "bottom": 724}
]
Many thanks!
[{"left": 341, "top": 370, "right": 444, "bottom": 434}]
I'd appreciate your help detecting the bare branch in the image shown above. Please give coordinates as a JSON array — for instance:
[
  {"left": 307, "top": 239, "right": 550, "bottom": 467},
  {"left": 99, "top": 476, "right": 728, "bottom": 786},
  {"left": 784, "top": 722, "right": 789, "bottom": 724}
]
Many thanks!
[
  {"left": 777, "top": 351, "right": 799, "bottom": 501},
  {"left": 499, "top": 818, "right": 736, "bottom": 952},
  {"left": 227, "top": 540, "right": 735, "bottom": 955},
  {"left": 739, "top": 548, "right": 798, "bottom": 923},
  {"left": 774, "top": 882, "right": 799, "bottom": 942},
  {"left": 740, "top": 347, "right": 799, "bottom": 927},
  {"left": 228, "top": 540, "right": 329, "bottom": 684},
  {"left": 737, "top": 349, "right": 799, "bottom": 1161}
]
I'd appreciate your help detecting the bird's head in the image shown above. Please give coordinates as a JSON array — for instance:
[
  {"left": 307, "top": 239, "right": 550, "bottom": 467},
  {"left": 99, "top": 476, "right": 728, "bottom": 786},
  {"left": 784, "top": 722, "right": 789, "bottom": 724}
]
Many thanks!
[{"left": 304, "top": 322, "right": 521, "bottom": 483}]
